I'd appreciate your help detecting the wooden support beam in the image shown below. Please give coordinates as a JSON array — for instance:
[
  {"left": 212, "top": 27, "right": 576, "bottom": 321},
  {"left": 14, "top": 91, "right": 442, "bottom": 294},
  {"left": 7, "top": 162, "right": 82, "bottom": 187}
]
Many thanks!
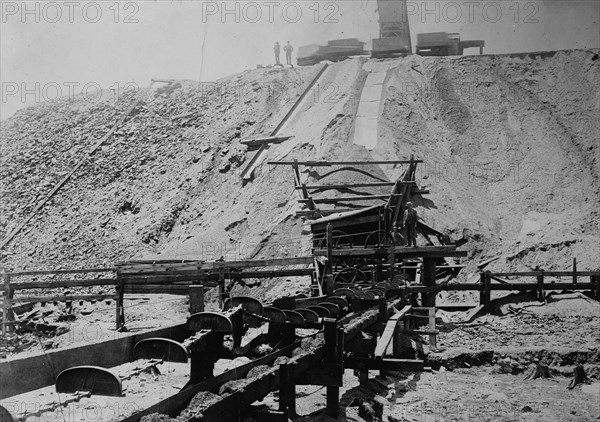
[
  {"left": 240, "top": 135, "right": 293, "bottom": 147},
  {"left": 400, "top": 282, "right": 595, "bottom": 293},
  {"left": 374, "top": 305, "right": 412, "bottom": 358},
  {"left": 537, "top": 271, "right": 545, "bottom": 302},
  {"left": 3, "top": 294, "right": 116, "bottom": 304},
  {"left": 269, "top": 160, "right": 424, "bottom": 166},
  {"left": 479, "top": 271, "right": 491, "bottom": 307},
  {"left": 116, "top": 273, "right": 125, "bottom": 329},
  {"left": 2, "top": 272, "right": 9, "bottom": 336},
  {"left": 118, "top": 256, "right": 314, "bottom": 272},
  {"left": 299, "top": 195, "right": 390, "bottom": 203},
  {"left": 279, "top": 363, "right": 296, "bottom": 416},
  {"left": 121, "top": 268, "right": 313, "bottom": 284},
  {"left": 189, "top": 285, "right": 205, "bottom": 314},
  {"left": 122, "top": 285, "right": 198, "bottom": 294},
  {"left": 296, "top": 182, "right": 414, "bottom": 190},
  {"left": 190, "top": 333, "right": 224, "bottom": 383},
  {"left": 325, "top": 224, "right": 334, "bottom": 296},
  {"left": 324, "top": 319, "right": 341, "bottom": 419},
  {"left": 218, "top": 271, "right": 225, "bottom": 309},
  {"left": 245, "top": 409, "right": 289, "bottom": 422},
  {"left": 490, "top": 276, "right": 510, "bottom": 285},
  {"left": 296, "top": 208, "right": 368, "bottom": 217},
  {"left": 488, "top": 271, "right": 600, "bottom": 277},
  {"left": 421, "top": 258, "right": 436, "bottom": 307},
  {"left": 345, "top": 357, "right": 425, "bottom": 372},
  {"left": 7, "top": 268, "right": 116, "bottom": 276},
  {"left": 10, "top": 278, "right": 117, "bottom": 290},
  {"left": 313, "top": 246, "right": 465, "bottom": 258},
  {"left": 295, "top": 295, "right": 328, "bottom": 308},
  {"left": 428, "top": 307, "right": 437, "bottom": 348}
]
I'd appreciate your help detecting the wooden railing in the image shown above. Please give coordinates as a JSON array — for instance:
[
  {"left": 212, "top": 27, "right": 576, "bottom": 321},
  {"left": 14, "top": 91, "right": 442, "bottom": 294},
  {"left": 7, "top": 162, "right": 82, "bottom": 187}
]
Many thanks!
[
  {"left": 397, "top": 269, "right": 600, "bottom": 307},
  {"left": 1, "top": 257, "right": 317, "bottom": 335},
  {"left": 1, "top": 268, "right": 117, "bottom": 335},
  {"left": 3, "top": 262, "right": 596, "bottom": 337}
]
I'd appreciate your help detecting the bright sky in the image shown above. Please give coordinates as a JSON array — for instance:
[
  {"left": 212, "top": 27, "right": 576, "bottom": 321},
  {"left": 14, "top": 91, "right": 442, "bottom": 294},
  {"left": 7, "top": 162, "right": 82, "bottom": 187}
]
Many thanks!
[{"left": 1, "top": 0, "right": 598, "bottom": 120}]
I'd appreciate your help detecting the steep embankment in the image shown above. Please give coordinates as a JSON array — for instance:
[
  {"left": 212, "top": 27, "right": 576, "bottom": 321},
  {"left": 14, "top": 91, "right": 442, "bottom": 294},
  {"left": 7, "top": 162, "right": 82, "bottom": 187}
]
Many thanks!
[
  {"left": 1, "top": 50, "right": 598, "bottom": 278},
  {"left": 0, "top": 66, "right": 320, "bottom": 270},
  {"left": 377, "top": 50, "right": 599, "bottom": 272}
]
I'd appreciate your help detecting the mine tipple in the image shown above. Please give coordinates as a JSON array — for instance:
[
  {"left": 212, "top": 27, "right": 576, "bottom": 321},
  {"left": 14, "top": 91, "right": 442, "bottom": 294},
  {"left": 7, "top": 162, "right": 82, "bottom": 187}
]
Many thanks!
[{"left": 296, "top": 1, "right": 485, "bottom": 65}]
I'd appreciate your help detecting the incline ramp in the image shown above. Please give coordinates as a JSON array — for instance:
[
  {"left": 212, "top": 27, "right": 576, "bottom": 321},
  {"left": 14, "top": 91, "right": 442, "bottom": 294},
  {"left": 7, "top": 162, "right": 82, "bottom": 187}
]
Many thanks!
[
  {"left": 240, "top": 63, "right": 330, "bottom": 182},
  {"left": 353, "top": 62, "right": 395, "bottom": 150}
]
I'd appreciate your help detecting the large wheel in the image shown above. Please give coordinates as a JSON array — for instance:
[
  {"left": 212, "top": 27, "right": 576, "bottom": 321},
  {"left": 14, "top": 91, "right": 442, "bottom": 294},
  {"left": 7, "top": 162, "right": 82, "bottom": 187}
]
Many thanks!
[
  {"left": 332, "top": 256, "right": 370, "bottom": 272},
  {"left": 365, "top": 230, "right": 397, "bottom": 265},
  {"left": 333, "top": 267, "right": 369, "bottom": 285},
  {"left": 317, "top": 230, "right": 351, "bottom": 249},
  {"left": 364, "top": 230, "right": 395, "bottom": 248}
]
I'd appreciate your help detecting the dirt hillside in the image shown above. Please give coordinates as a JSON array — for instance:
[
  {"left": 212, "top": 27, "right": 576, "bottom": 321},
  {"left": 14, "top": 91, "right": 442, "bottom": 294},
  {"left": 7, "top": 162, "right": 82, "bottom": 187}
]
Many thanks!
[{"left": 1, "top": 50, "right": 598, "bottom": 277}]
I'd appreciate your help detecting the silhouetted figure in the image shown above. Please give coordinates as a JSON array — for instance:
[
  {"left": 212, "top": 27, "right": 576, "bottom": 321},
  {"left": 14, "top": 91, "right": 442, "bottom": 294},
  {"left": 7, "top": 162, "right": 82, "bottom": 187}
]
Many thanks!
[
  {"left": 403, "top": 202, "right": 418, "bottom": 247},
  {"left": 283, "top": 41, "right": 293, "bottom": 65},
  {"left": 274, "top": 42, "right": 281, "bottom": 65}
]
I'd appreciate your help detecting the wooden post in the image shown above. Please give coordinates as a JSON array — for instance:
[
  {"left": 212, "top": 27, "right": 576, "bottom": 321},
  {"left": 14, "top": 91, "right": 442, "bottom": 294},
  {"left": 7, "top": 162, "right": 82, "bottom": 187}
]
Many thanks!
[
  {"left": 480, "top": 271, "right": 491, "bottom": 307},
  {"left": 190, "top": 333, "right": 223, "bottom": 383},
  {"left": 218, "top": 270, "right": 225, "bottom": 309},
  {"left": 115, "top": 272, "right": 125, "bottom": 330},
  {"left": 6, "top": 273, "right": 14, "bottom": 334},
  {"left": 428, "top": 307, "right": 437, "bottom": 349},
  {"left": 326, "top": 223, "right": 333, "bottom": 259},
  {"left": 358, "top": 368, "right": 369, "bottom": 385},
  {"left": 279, "top": 363, "right": 295, "bottom": 416},
  {"left": 388, "top": 245, "right": 396, "bottom": 280},
  {"left": 378, "top": 296, "right": 387, "bottom": 321},
  {"left": 593, "top": 276, "right": 600, "bottom": 301},
  {"left": 371, "top": 266, "right": 377, "bottom": 287},
  {"left": 421, "top": 258, "right": 436, "bottom": 307},
  {"left": 2, "top": 272, "right": 9, "bottom": 336},
  {"left": 573, "top": 258, "right": 577, "bottom": 284},
  {"left": 537, "top": 271, "right": 545, "bottom": 302},
  {"left": 393, "top": 321, "right": 412, "bottom": 358},
  {"left": 324, "top": 319, "right": 339, "bottom": 419},
  {"left": 189, "top": 285, "right": 205, "bottom": 314},
  {"left": 392, "top": 321, "right": 402, "bottom": 357},
  {"left": 325, "top": 224, "right": 334, "bottom": 295},
  {"left": 478, "top": 271, "right": 485, "bottom": 306}
]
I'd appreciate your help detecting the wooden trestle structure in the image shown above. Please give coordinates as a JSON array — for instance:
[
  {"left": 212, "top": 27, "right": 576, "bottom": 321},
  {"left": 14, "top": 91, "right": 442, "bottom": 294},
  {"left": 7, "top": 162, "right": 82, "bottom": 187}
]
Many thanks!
[{"left": 2, "top": 157, "right": 600, "bottom": 421}]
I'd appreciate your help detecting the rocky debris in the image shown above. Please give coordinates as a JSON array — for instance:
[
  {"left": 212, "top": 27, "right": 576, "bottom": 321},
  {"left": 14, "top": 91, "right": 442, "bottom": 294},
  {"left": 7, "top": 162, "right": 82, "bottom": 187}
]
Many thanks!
[
  {"left": 273, "top": 356, "right": 289, "bottom": 366},
  {"left": 495, "top": 356, "right": 522, "bottom": 374},
  {"left": 437, "top": 307, "right": 600, "bottom": 352},
  {"left": 216, "top": 356, "right": 252, "bottom": 373},
  {"left": 246, "top": 365, "right": 270, "bottom": 379},
  {"left": 177, "top": 391, "right": 221, "bottom": 420},
  {"left": 348, "top": 396, "right": 383, "bottom": 421},
  {"left": 218, "top": 379, "right": 245, "bottom": 395},
  {"left": 251, "top": 344, "right": 273, "bottom": 356},
  {"left": 140, "top": 414, "right": 175, "bottom": 422},
  {"left": 1, "top": 66, "right": 316, "bottom": 271}
]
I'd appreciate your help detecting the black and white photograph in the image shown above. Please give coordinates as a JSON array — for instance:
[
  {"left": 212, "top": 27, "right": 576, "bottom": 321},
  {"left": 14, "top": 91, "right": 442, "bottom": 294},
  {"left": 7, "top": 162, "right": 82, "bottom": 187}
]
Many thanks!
[{"left": 0, "top": 1, "right": 599, "bottom": 421}]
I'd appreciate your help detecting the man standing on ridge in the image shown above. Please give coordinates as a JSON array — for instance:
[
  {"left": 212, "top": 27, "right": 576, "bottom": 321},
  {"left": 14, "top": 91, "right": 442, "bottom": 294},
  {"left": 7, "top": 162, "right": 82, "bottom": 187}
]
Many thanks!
[
  {"left": 284, "top": 41, "right": 293, "bottom": 65},
  {"left": 403, "top": 202, "right": 418, "bottom": 247},
  {"left": 274, "top": 41, "right": 281, "bottom": 65}
]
